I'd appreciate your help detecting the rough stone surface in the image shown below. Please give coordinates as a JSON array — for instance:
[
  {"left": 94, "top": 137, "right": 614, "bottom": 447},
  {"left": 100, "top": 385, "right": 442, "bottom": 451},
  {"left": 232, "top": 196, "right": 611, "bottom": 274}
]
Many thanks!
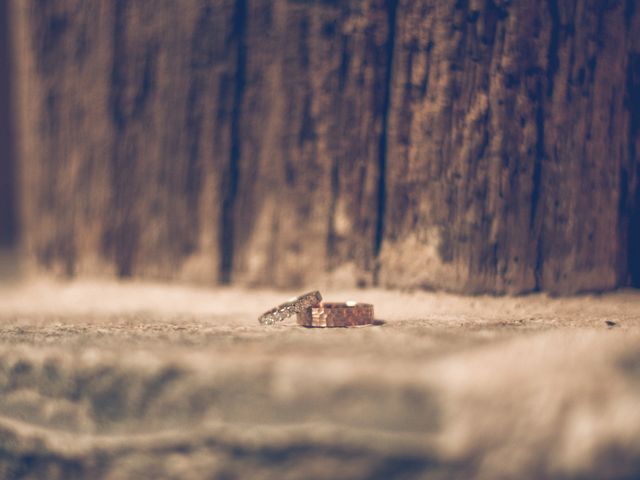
[{"left": 0, "top": 280, "right": 640, "bottom": 479}]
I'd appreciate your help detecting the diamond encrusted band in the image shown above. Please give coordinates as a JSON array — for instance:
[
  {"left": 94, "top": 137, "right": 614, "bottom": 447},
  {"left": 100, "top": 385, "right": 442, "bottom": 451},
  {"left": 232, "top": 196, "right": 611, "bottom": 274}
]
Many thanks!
[
  {"left": 258, "top": 291, "right": 323, "bottom": 325},
  {"left": 296, "top": 302, "right": 374, "bottom": 328}
]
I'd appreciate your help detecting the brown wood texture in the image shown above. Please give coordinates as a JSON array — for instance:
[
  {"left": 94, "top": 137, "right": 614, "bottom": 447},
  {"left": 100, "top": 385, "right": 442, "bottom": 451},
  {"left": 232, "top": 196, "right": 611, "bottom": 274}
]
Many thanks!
[
  {"left": 381, "top": 0, "right": 640, "bottom": 294},
  {"left": 14, "top": 0, "right": 237, "bottom": 280},
  {"left": 539, "top": 1, "right": 638, "bottom": 293},
  {"left": 10, "top": 0, "right": 640, "bottom": 294},
  {"left": 232, "top": 0, "right": 390, "bottom": 287},
  {"left": 0, "top": 0, "right": 17, "bottom": 247}
]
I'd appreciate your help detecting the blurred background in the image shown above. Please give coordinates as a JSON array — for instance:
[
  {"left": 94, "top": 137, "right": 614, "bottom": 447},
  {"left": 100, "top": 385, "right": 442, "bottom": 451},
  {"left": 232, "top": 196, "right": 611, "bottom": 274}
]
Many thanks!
[{"left": 1, "top": 0, "right": 639, "bottom": 295}]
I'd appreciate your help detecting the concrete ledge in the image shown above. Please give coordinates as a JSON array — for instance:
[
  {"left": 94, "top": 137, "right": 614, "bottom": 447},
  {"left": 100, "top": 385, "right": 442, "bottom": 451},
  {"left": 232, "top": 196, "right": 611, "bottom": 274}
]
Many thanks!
[{"left": 0, "top": 280, "right": 639, "bottom": 479}]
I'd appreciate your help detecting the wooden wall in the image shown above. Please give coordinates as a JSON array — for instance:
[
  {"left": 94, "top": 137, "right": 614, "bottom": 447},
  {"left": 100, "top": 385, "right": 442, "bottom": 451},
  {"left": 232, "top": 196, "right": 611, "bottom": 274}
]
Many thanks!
[
  {"left": 10, "top": 0, "right": 640, "bottom": 294},
  {"left": 0, "top": 0, "right": 17, "bottom": 248}
]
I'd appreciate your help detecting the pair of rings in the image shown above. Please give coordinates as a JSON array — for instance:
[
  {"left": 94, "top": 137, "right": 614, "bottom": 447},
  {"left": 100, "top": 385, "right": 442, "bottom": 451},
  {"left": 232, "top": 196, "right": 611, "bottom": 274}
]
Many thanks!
[{"left": 258, "top": 291, "right": 374, "bottom": 328}]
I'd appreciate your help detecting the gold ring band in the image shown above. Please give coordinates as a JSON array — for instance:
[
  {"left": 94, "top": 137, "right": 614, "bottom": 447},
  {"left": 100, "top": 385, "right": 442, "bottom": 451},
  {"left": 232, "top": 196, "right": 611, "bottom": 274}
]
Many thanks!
[{"left": 296, "top": 302, "right": 374, "bottom": 328}]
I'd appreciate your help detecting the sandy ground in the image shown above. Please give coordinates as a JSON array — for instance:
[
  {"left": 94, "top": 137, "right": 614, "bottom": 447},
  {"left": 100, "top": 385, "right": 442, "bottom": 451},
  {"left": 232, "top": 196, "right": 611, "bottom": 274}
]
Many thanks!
[{"left": 0, "top": 278, "right": 640, "bottom": 479}]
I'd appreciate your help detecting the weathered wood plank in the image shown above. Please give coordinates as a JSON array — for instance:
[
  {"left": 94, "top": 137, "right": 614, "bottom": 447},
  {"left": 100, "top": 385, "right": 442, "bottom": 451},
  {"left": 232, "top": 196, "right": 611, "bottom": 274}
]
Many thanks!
[
  {"left": 10, "top": 0, "right": 640, "bottom": 294},
  {"left": 628, "top": 6, "right": 640, "bottom": 288},
  {"left": 14, "top": 0, "right": 237, "bottom": 281},
  {"left": 381, "top": 0, "right": 549, "bottom": 294},
  {"left": 0, "top": 0, "right": 17, "bottom": 247},
  {"left": 381, "top": 0, "right": 640, "bottom": 294},
  {"left": 104, "top": 0, "right": 238, "bottom": 281},
  {"left": 14, "top": 0, "right": 115, "bottom": 276},
  {"left": 538, "top": 0, "right": 637, "bottom": 293},
  {"left": 231, "top": 0, "right": 391, "bottom": 288}
]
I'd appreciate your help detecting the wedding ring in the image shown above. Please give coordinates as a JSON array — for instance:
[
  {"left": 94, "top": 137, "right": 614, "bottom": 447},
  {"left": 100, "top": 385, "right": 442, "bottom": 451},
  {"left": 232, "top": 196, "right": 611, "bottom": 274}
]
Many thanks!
[
  {"left": 296, "top": 302, "right": 374, "bottom": 328},
  {"left": 258, "top": 291, "right": 323, "bottom": 325}
]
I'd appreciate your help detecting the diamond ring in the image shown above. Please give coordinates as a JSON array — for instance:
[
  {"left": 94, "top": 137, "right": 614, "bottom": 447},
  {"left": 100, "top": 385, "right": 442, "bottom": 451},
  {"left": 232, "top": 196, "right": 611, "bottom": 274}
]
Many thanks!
[{"left": 258, "top": 291, "right": 323, "bottom": 325}]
